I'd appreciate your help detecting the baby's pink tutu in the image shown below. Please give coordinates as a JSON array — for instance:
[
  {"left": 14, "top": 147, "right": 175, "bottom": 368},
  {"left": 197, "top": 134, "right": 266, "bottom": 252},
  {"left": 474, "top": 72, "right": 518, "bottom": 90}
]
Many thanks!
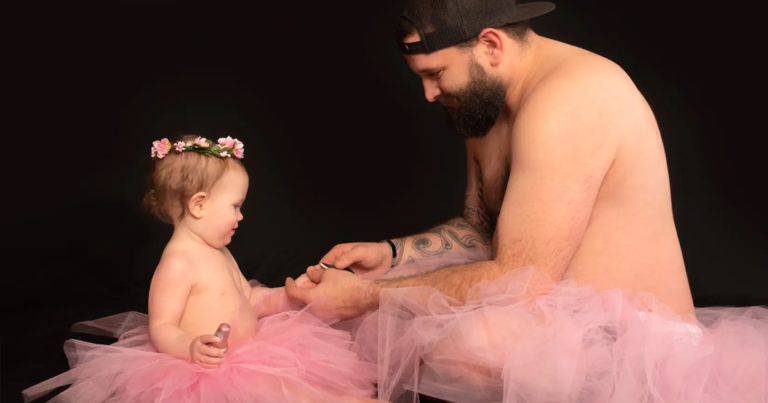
[
  {"left": 354, "top": 264, "right": 768, "bottom": 403},
  {"left": 22, "top": 290, "right": 378, "bottom": 403}
]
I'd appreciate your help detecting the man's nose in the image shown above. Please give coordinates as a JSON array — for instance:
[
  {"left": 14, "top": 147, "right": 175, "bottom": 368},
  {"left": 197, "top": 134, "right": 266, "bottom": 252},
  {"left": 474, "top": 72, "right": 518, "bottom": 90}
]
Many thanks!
[{"left": 422, "top": 81, "right": 441, "bottom": 102}]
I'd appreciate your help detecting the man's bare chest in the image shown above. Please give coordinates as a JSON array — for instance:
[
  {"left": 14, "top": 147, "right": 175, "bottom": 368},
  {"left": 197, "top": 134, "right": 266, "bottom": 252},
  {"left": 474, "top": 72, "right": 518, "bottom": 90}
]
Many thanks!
[{"left": 476, "top": 153, "right": 511, "bottom": 219}]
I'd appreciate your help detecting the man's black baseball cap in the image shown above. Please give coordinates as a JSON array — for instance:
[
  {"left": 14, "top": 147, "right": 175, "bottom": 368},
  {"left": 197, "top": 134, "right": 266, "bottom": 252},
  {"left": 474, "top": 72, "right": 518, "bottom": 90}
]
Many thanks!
[{"left": 398, "top": 0, "right": 556, "bottom": 55}]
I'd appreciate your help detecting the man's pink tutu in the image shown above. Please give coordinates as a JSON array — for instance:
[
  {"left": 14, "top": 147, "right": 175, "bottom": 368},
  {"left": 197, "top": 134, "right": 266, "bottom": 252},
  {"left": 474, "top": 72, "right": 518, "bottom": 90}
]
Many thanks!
[
  {"left": 22, "top": 289, "right": 378, "bottom": 403},
  {"left": 353, "top": 262, "right": 768, "bottom": 403}
]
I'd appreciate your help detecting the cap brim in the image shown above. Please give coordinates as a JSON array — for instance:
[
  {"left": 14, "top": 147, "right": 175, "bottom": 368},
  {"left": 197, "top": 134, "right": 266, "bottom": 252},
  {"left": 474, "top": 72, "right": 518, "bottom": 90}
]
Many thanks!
[{"left": 508, "top": 2, "right": 556, "bottom": 23}]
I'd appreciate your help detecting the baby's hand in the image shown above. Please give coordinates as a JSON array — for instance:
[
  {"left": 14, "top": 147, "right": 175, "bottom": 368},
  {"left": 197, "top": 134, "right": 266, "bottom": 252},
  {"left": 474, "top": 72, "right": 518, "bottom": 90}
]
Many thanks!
[
  {"left": 295, "top": 272, "right": 318, "bottom": 288},
  {"left": 189, "top": 334, "right": 226, "bottom": 369}
]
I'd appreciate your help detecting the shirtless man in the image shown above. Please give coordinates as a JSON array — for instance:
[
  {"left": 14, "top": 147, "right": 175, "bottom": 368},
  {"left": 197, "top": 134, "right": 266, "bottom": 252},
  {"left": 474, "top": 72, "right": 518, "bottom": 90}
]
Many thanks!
[{"left": 286, "top": 0, "right": 695, "bottom": 322}]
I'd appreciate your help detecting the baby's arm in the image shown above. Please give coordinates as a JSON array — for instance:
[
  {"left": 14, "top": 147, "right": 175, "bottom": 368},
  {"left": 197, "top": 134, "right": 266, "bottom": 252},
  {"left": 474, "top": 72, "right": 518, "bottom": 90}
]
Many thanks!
[
  {"left": 221, "top": 247, "right": 304, "bottom": 316},
  {"left": 248, "top": 282, "right": 305, "bottom": 317},
  {"left": 221, "top": 247, "right": 270, "bottom": 309},
  {"left": 148, "top": 256, "right": 223, "bottom": 367}
]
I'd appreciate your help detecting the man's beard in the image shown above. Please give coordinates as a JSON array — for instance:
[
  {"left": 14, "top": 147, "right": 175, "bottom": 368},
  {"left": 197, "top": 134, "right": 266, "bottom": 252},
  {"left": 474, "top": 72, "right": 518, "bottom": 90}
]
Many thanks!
[{"left": 440, "top": 60, "right": 507, "bottom": 139}]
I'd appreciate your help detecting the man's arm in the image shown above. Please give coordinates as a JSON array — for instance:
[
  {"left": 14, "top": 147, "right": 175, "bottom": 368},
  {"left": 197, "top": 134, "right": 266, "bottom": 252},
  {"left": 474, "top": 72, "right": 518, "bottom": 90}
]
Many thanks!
[
  {"left": 373, "top": 72, "right": 619, "bottom": 302},
  {"left": 390, "top": 146, "right": 492, "bottom": 268},
  {"left": 319, "top": 151, "right": 492, "bottom": 279},
  {"left": 390, "top": 218, "right": 488, "bottom": 266}
]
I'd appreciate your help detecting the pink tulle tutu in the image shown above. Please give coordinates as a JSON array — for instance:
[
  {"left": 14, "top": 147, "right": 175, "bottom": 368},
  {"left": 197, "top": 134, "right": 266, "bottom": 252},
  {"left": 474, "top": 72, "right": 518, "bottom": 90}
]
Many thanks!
[
  {"left": 22, "top": 289, "right": 379, "bottom": 403},
  {"left": 353, "top": 260, "right": 768, "bottom": 403}
]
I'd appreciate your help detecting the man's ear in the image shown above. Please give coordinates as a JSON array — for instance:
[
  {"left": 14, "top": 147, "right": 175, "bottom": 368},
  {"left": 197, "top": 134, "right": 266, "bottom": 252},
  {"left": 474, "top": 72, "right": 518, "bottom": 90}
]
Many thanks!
[
  {"left": 476, "top": 28, "right": 504, "bottom": 67},
  {"left": 188, "top": 192, "right": 207, "bottom": 218}
]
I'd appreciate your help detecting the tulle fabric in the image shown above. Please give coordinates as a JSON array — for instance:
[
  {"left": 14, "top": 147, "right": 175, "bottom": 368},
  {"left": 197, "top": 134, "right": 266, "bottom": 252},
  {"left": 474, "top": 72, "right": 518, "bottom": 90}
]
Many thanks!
[
  {"left": 22, "top": 286, "right": 379, "bottom": 403},
  {"left": 353, "top": 253, "right": 768, "bottom": 403}
]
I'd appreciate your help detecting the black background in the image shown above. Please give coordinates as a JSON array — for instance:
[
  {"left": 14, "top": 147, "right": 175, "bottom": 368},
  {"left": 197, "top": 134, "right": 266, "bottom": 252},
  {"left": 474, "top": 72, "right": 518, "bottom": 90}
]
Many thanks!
[{"left": 3, "top": 0, "right": 766, "bottom": 401}]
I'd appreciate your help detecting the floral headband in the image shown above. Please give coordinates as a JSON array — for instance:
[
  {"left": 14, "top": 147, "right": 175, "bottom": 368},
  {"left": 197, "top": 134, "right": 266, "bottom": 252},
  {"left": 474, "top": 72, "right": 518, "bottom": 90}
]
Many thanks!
[{"left": 151, "top": 136, "right": 244, "bottom": 159}]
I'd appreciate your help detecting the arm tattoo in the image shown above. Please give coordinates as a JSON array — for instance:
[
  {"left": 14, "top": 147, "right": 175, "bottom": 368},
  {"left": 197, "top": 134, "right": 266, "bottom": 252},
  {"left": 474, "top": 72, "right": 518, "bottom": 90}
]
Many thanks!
[
  {"left": 410, "top": 218, "right": 487, "bottom": 256},
  {"left": 388, "top": 159, "right": 499, "bottom": 268},
  {"left": 391, "top": 220, "right": 485, "bottom": 267},
  {"left": 391, "top": 238, "right": 406, "bottom": 267}
]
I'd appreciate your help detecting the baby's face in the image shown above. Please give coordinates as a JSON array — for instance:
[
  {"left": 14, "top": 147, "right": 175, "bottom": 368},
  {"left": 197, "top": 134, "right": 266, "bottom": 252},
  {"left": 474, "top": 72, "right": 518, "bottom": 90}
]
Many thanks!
[{"left": 199, "top": 167, "right": 249, "bottom": 248}]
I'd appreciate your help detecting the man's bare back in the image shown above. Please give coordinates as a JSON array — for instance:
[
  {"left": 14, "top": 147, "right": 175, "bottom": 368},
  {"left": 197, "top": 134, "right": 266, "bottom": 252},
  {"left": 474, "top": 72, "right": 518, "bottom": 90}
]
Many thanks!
[{"left": 469, "top": 36, "right": 694, "bottom": 317}]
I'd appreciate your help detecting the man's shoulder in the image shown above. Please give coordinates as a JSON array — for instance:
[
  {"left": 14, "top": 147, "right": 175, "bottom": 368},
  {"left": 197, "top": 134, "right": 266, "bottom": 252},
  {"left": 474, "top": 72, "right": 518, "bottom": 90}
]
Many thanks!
[
  {"left": 516, "top": 52, "right": 642, "bottom": 137},
  {"left": 510, "top": 52, "right": 629, "bottom": 164},
  {"left": 531, "top": 53, "right": 635, "bottom": 108}
]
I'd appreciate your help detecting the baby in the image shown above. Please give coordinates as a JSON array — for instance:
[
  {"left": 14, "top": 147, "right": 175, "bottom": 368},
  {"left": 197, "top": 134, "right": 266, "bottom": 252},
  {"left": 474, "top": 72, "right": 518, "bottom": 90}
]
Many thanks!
[
  {"left": 144, "top": 134, "right": 261, "bottom": 366},
  {"left": 22, "top": 135, "right": 379, "bottom": 403}
]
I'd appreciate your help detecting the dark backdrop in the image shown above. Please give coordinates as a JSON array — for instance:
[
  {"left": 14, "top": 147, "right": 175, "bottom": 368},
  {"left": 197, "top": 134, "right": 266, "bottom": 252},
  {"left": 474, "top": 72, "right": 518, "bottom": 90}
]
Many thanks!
[{"left": 3, "top": 0, "right": 765, "bottom": 401}]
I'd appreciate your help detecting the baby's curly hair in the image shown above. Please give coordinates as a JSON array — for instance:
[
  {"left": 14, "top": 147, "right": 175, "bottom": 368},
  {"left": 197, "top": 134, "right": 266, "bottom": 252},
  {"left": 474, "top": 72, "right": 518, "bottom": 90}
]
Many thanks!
[{"left": 143, "top": 134, "right": 246, "bottom": 224}]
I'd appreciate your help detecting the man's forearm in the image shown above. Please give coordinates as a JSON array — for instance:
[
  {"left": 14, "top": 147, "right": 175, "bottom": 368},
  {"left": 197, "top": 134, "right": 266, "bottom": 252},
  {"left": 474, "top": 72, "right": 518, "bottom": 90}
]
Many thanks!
[
  {"left": 390, "top": 217, "right": 490, "bottom": 267},
  {"left": 373, "top": 259, "right": 502, "bottom": 303}
]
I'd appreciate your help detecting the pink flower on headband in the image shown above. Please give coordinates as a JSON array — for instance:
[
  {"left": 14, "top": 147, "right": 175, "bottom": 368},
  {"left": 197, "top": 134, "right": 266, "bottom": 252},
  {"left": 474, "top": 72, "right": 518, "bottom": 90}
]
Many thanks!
[
  {"left": 220, "top": 152, "right": 231, "bottom": 158},
  {"left": 175, "top": 141, "right": 185, "bottom": 152},
  {"left": 151, "top": 147, "right": 156, "bottom": 157},
  {"left": 234, "top": 140, "right": 244, "bottom": 158},
  {"left": 193, "top": 137, "right": 209, "bottom": 148},
  {"left": 152, "top": 138, "right": 171, "bottom": 159},
  {"left": 218, "top": 136, "right": 236, "bottom": 149}
]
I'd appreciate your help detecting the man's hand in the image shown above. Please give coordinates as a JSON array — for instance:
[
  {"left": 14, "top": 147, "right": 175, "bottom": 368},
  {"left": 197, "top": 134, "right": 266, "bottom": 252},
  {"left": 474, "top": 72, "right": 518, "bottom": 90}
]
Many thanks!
[
  {"left": 294, "top": 272, "right": 317, "bottom": 288},
  {"left": 285, "top": 267, "right": 379, "bottom": 320},
  {"left": 318, "top": 242, "right": 392, "bottom": 279}
]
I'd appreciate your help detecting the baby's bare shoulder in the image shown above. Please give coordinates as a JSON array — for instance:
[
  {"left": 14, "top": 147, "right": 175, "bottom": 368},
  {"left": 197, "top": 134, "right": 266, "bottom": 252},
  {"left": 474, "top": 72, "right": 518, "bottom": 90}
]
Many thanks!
[
  {"left": 152, "top": 249, "right": 194, "bottom": 287},
  {"left": 153, "top": 243, "right": 214, "bottom": 286}
]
